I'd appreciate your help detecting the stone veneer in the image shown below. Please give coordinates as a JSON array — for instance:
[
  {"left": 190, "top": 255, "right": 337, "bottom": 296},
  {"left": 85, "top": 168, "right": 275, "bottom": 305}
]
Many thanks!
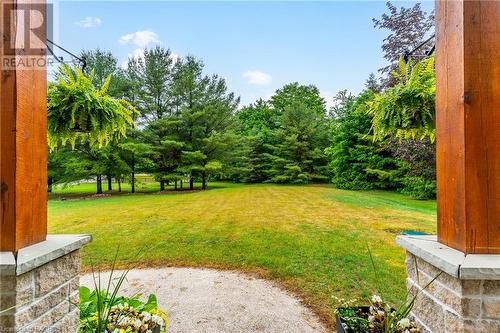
[
  {"left": 0, "top": 235, "right": 90, "bottom": 333},
  {"left": 398, "top": 235, "right": 500, "bottom": 333}
]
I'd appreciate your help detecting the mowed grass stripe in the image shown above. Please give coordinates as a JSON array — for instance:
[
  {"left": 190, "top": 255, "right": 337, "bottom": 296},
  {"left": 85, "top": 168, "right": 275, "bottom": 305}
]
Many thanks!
[{"left": 48, "top": 182, "right": 436, "bottom": 328}]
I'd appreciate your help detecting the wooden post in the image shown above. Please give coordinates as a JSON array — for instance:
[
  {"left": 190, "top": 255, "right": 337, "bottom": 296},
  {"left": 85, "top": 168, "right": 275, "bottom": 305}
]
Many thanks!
[
  {"left": 0, "top": 0, "right": 48, "bottom": 251},
  {"left": 436, "top": 0, "right": 500, "bottom": 254}
]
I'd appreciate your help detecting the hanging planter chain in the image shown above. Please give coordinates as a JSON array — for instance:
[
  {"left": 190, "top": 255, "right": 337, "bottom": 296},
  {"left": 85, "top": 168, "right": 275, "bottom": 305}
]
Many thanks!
[
  {"left": 45, "top": 38, "right": 87, "bottom": 71},
  {"left": 403, "top": 34, "right": 436, "bottom": 62}
]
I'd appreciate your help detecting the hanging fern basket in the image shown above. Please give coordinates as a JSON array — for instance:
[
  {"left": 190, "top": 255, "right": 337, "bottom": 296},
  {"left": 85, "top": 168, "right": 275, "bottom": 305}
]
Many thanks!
[{"left": 47, "top": 64, "right": 136, "bottom": 149}]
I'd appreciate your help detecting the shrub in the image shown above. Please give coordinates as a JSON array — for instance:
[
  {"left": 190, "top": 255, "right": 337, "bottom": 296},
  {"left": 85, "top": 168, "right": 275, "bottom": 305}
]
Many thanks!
[{"left": 399, "top": 176, "right": 436, "bottom": 200}]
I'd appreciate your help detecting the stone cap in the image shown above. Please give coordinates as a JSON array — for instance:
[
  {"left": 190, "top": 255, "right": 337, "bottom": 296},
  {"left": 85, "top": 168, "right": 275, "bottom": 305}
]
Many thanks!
[
  {"left": 0, "top": 234, "right": 91, "bottom": 276},
  {"left": 0, "top": 252, "right": 16, "bottom": 276},
  {"left": 397, "top": 235, "right": 500, "bottom": 280}
]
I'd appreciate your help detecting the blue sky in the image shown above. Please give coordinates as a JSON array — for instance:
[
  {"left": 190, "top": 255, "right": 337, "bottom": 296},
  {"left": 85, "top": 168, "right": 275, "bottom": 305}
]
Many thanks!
[{"left": 51, "top": 1, "right": 434, "bottom": 108}]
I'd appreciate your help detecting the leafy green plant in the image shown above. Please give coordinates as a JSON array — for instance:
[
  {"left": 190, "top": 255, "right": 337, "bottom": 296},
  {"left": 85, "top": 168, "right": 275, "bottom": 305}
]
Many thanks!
[
  {"left": 333, "top": 297, "right": 369, "bottom": 332},
  {"left": 336, "top": 293, "right": 422, "bottom": 333},
  {"left": 79, "top": 287, "right": 167, "bottom": 333},
  {"left": 335, "top": 244, "right": 441, "bottom": 333},
  {"left": 368, "top": 294, "right": 419, "bottom": 333},
  {"left": 48, "top": 64, "right": 136, "bottom": 150},
  {"left": 335, "top": 274, "right": 441, "bottom": 333},
  {"left": 367, "top": 56, "right": 436, "bottom": 142},
  {"left": 79, "top": 248, "right": 167, "bottom": 333}
]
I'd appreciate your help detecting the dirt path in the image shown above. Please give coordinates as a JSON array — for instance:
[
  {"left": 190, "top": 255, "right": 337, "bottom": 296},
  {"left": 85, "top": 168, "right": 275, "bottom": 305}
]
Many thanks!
[{"left": 80, "top": 267, "right": 329, "bottom": 333}]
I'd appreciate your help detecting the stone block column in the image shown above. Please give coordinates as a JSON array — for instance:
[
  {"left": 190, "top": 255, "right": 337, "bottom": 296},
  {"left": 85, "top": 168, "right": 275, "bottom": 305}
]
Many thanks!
[
  {"left": 0, "top": 235, "right": 91, "bottom": 332},
  {"left": 398, "top": 236, "right": 500, "bottom": 333}
]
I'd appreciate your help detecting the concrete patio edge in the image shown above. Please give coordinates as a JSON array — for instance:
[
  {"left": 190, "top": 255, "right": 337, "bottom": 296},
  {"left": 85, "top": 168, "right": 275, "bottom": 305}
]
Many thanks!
[{"left": 396, "top": 235, "right": 500, "bottom": 280}]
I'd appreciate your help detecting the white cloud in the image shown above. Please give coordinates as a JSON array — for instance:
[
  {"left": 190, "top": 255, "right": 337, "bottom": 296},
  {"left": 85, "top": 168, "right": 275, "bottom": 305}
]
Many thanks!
[
  {"left": 75, "top": 17, "right": 101, "bottom": 28},
  {"left": 130, "top": 48, "right": 145, "bottom": 60},
  {"left": 120, "top": 48, "right": 145, "bottom": 69},
  {"left": 170, "top": 53, "right": 180, "bottom": 63},
  {"left": 320, "top": 90, "right": 336, "bottom": 110},
  {"left": 243, "top": 70, "right": 272, "bottom": 86},
  {"left": 119, "top": 30, "right": 160, "bottom": 48}
]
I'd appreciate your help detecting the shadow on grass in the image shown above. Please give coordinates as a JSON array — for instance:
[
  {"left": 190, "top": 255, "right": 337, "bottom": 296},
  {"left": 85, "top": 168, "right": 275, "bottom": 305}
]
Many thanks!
[{"left": 48, "top": 182, "right": 233, "bottom": 201}]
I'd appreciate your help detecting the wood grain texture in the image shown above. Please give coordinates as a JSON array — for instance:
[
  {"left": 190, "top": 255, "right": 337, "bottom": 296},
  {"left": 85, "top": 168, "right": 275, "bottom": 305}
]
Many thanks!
[
  {"left": 1, "top": 0, "right": 19, "bottom": 252},
  {"left": 476, "top": 1, "right": 500, "bottom": 253},
  {"left": 0, "top": 0, "right": 47, "bottom": 251},
  {"left": 436, "top": 0, "right": 500, "bottom": 254}
]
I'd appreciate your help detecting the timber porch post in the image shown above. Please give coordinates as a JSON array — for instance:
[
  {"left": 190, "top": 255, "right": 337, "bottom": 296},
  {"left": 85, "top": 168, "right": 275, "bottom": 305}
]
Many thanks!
[
  {"left": 398, "top": 1, "right": 500, "bottom": 332},
  {"left": 1, "top": 0, "right": 48, "bottom": 252},
  {"left": 435, "top": 0, "right": 500, "bottom": 255},
  {"left": 1, "top": 2, "right": 90, "bottom": 332}
]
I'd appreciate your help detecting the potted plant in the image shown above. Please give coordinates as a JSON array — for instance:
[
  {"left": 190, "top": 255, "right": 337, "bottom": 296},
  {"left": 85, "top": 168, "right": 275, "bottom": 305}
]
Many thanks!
[
  {"left": 335, "top": 295, "right": 420, "bottom": 333},
  {"left": 333, "top": 243, "right": 441, "bottom": 332},
  {"left": 78, "top": 250, "right": 168, "bottom": 333},
  {"left": 79, "top": 287, "right": 168, "bottom": 333}
]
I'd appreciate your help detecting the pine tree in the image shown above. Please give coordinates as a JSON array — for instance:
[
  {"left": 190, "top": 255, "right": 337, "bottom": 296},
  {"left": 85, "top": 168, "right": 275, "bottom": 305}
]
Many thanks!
[
  {"left": 326, "top": 90, "right": 400, "bottom": 190},
  {"left": 234, "top": 99, "right": 276, "bottom": 182},
  {"left": 126, "top": 46, "right": 179, "bottom": 190},
  {"left": 172, "top": 56, "right": 240, "bottom": 190},
  {"left": 269, "top": 102, "right": 329, "bottom": 183},
  {"left": 365, "top": 73, "right": 381, "bottom": 93}
]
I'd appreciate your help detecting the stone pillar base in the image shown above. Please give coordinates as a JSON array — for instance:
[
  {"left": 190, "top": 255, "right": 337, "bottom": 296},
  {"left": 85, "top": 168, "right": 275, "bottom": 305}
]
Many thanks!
[
  {"left": 1, "top": 235, "right": 91, "bottom": 333},
  {"left": 397, "top": 235, "right": 500, "bottom": 333}
]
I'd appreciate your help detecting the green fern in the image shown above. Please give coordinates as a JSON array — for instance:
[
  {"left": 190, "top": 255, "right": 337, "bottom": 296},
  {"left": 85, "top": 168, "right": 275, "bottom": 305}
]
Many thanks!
[
  {"left": 367, "top": 56, "right": 436, "bottom": 142},
  {"left": 47, "top": 64, "right": 137, "bottom": 150}
]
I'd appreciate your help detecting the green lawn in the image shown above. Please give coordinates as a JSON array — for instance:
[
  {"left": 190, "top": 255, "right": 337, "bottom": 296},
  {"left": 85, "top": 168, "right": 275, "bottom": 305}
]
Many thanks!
[
  {"left": 48, "top": 182, "right": 436, "bottom": 328},
  {"left": 50, "top": 175, "right": 160, "bottom": 196}
]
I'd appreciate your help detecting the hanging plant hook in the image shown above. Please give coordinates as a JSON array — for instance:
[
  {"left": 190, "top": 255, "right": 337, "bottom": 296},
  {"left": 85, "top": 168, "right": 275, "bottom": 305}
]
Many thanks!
[
  {"left": 403, "top": 34, "right": 436, "bottom": 62},
  {"left": 45, "top": 38, "right": 87, "bottom": 71}
]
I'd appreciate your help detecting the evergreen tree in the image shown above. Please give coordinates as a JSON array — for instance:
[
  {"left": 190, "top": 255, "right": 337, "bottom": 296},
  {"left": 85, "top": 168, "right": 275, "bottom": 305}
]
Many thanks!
[
  {"left": 271, "top": 82, "right": 326, "bottom": 117},
  {"left": 129, "top": 46, "right": 175, "bottom": 121},
  {"left": 326, "top": 90, "right": 400, "bottom": 190},
  {"left": 117, "top": 131, "right": 154, "bottom": 193},
  {"left": 126, "top": 47, "right": 178, "bottom": 190},
  {"left": 172, "top": 56, "right": 240, "bottom": 189},
  {"left": 365, "top": 73, "right": 381, "bottom": 93},
  {"left": 234, "top": 99, "right": 276, "bottom": 183},
  {"left": 81, "top": 49, "right": 128, "bottom": 98},
  {"left": 267, "top": 83, "right": 330, "bottom": 183},
  {"left": 48, "top": 148, "right": 78, "bottom": 192},
  {"left": 269, "top": 102, "right": 330, "bottom": 183}
]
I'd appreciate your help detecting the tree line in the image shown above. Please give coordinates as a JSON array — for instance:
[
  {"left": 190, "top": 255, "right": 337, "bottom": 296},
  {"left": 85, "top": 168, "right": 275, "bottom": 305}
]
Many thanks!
[{"left": 48, "top": 2, "right": 437, "bottom": 199}]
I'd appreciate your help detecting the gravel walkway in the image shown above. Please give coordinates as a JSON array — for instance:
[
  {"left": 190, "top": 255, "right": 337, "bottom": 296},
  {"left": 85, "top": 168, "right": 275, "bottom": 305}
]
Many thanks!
[{"left": 80, "top": 268, "right": 329, "bottom": 333}]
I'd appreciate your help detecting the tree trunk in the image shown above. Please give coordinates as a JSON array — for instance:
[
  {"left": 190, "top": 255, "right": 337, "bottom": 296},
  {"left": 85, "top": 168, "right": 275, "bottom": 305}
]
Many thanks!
[
  {"left": 180, "top": 180, "right": 183, "bottom": 190},
  {"left": 131, "top": 159, "right": 136, "bottom": 193},
  {"left": 189, "top": 175, "right": 194, "bottom": 190},
  {"left": 160, "top": 180, "right": 165, "bottom": 191},
  {"left": 48, "top": 177, "right": 53, "bottom": 193},
  {"left": 174, "top": 181, "right": 177, "bottom": 190},
  {"left": 202, "top": 172, "right": 207, "bottom": 190},
  {"left": 107, "top": 175, "right": 112, "bottom": 191},
  {"left": 96, "top": 175, "right": 103, "bottom": 194},
  {"left": 118, "top": 179, "right": 122, "bottom": 192}
]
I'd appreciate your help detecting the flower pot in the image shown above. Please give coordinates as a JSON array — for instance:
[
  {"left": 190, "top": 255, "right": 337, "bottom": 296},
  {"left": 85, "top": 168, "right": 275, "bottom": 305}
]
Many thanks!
[{"left": 336, "top": 306, "right": 370, "bottom": 333}]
